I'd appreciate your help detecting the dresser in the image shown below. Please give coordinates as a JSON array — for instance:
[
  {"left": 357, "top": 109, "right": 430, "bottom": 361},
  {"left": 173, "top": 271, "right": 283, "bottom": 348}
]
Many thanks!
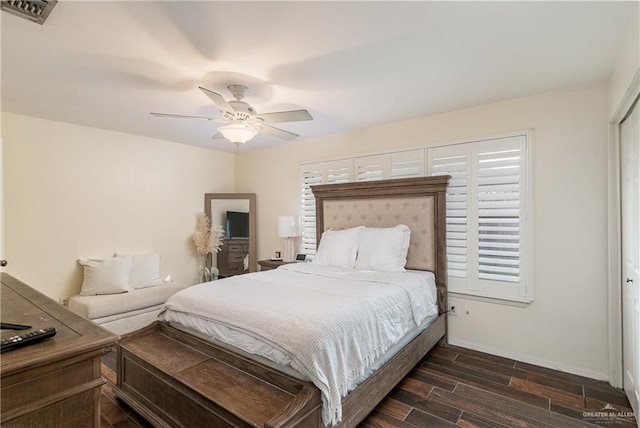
[
  {"left": 0, "top": 273, "right": 116, "bottom": 427},
  {"left": 217, "top": 238, "right": 250, "bottom": 277}
]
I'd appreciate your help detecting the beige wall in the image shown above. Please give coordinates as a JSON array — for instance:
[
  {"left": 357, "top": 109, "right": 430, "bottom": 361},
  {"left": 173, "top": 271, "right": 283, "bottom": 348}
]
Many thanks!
[
  {"left": 236, "top": 83, "right": 611, "bottom": 379},
  {"left": 2, "top": 113, "right": 235, "bottom": 300},
  {"left": 0, "top": 83, "right": 617, "bottom": 380}
]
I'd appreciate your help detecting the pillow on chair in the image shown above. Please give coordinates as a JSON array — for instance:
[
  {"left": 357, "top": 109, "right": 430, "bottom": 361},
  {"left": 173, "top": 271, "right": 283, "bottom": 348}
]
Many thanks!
[
  {"left": 78, "top": 256, "right": 133, "bottom": 295},
  {"left": 115, "top": 252, "right": 163, "bottom": 289}
]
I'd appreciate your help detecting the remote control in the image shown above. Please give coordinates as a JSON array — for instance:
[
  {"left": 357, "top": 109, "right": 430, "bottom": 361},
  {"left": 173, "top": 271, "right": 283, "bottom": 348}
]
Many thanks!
[
  {"left": 1, "top": 327, "right": 57, "bottom": 353},
  {"left": 0, "top": 322, "right": 31, "bottom": 330}
]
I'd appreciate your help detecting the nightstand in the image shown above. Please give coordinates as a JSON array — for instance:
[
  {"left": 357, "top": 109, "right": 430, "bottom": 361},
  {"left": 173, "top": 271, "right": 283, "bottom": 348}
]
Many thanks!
[{"left": 257, "top": 259, "right": 295, "bottom": 271}]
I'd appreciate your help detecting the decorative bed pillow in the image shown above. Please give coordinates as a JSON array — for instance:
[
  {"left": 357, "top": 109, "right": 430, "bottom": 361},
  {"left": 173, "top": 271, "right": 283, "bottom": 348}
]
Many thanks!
[
  {"left": 354, "top": 224, "right": 411, "bottom": 272},
  {"left": 115, "top": 252, "right": 163, "bottom": 289},
  {"left": 312, "top": 226, "right": 363, "bottom": 268},
  {"left": 78, "top": 256, "right": 133, "bottom": 295}
]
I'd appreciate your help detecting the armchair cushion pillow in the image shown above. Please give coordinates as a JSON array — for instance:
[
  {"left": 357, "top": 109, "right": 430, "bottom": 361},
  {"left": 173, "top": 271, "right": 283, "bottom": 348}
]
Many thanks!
[{"left": 79, "top": 256, "right": 133, "bottom": 295}]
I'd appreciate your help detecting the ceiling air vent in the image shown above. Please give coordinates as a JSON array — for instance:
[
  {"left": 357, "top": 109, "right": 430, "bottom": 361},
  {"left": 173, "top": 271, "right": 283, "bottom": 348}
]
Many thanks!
[{"left": 1, "top": 0, "right": 57, "bottom": 25}]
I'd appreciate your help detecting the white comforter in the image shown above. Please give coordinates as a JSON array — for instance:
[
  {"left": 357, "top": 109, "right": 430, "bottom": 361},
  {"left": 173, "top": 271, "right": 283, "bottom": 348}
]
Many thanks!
[{"left": 159, "top": 263, "right": 438, "bottom": 426}]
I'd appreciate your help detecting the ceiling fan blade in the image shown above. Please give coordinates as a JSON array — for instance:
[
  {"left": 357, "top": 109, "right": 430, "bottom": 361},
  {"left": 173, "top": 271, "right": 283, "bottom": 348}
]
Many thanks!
[
  {"left": 211, "top": 131, "right": 225, "bottom": 140},
  {"left": 199, "top": 86, "right": 234, "bottom": 114},
  {"left": 259, "top": 124, "right": 299, "bottom": 141},
  {"left": 151, "top": 112, "right": 212, "bottom": 120},
  {"left": 259, "top": 109, "right": 313, "bottom": 123}
]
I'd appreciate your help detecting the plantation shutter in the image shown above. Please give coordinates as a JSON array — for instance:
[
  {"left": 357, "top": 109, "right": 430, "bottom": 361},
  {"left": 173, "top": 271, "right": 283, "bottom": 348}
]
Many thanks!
[
  {"left": 428, "top": 134, "right": 529, "bottom": 300},
  {"left": 300, "top": 133, "right": 530, "bottom": 301},
  {"left": 390, "top": 149, "right": 425, "bottom": 178},
  {"left": 356, "top": 149, "right": 424, "bottom": 182},
  {"left": 299, "top": 159, "right": 353, "bottom": 254},
  {"left": 428, "top": 146, "right": 468, "bottom": 280},
  {"left": 326, "top": 159, "right": 353, "bottom": 184},
  {"left": 355, "top": 154, "right": 385, "bottom": 181},
  {"left": 476, "top": 138, "right": 524, "bottom": 283},
  {"left": 299, "top": 163, "right": 323, "bottom": 254}
]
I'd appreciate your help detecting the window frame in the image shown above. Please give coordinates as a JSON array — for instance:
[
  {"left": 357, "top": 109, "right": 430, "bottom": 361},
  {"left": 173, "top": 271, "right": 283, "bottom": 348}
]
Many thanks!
[
  {"left": 428, "top": 132, "right": 534, "bottom": 303},
  {"left": 299, "top": 158, "right": 354, "bottom": 255},
  {"left": 297, "top": 131, "right": 534, "bottom": 304}
]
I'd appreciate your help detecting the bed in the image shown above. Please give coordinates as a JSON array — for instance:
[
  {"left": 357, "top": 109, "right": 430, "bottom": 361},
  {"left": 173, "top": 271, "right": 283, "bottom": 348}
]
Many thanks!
[{"left": 114, "top": 175, "right": 449, "bottom": 428}]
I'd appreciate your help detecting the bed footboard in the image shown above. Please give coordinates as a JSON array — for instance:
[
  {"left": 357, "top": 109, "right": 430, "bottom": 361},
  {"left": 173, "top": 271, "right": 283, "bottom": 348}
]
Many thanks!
[
  {"left": 115, "top": 322, "right": 322, "bottom": 428},
  {"left": 115, "top": 314, "right": 445, "bottom": 428},
  {"left": 337, "top": 314, "right": 446, "bottom": 427}
]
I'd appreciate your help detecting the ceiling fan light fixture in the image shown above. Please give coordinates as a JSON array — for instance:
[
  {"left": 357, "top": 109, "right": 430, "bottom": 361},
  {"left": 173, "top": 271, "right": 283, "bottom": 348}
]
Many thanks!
[
  {"left": 152, "top": 85, "right": 312, "bottom": 146},
  {"left": 1, "top": 0, "right": 57, "bottom": 25},
  {"left": 218, "top": 123, "right": 258, "bottom": 145}
]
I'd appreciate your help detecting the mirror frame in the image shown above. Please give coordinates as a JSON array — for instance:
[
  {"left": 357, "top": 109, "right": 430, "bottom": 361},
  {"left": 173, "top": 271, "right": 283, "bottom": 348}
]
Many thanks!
[{"left": 204, "top": 193, "right": 257, "bottom": 274}]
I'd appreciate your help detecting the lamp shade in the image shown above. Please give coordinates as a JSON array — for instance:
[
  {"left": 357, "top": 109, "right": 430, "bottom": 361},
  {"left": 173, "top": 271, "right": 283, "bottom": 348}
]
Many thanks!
[
  {"left": 278, "top": 216, "right": 301, "bottom": 238},
  {"left": 218, "top": 124, "right": 258, "bottom": 144}
]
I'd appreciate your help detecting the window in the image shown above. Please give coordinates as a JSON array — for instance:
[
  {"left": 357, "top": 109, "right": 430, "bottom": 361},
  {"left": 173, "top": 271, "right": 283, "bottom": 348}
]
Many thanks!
[
  {"left": 299, "top": 159, "right": 353, "bottom": 255},
  {"left": 429, "top": 146, "right": 468, "bottom": 280},
  {"left": 355, "top": 149, "right": 425, "bottom": 181},
  {"left": 297, "top": 132, "right": 532, "bottom": 303},
  {"left": 300, "top": 151, "right": 424, "bottom": 254},
  {"left": 428, "top": 134, "right": 532, "bottom": 302}
]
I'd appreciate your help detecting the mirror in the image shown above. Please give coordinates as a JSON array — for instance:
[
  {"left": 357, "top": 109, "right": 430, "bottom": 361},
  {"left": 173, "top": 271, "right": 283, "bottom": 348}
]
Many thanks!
[{"left": 204, "top": 193, "right": 256, "bottom": 277}]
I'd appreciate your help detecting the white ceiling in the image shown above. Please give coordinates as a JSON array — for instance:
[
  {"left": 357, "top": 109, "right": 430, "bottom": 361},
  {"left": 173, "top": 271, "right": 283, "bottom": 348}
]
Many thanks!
[{"left": 1, "top": 1, "right": 634, "bottom": 152}]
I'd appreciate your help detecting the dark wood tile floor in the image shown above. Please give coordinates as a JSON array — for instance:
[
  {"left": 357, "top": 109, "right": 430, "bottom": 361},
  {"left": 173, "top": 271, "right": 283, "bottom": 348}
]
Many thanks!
[{"left": 100, "top": 345, "right": 637, "bottom": 427}]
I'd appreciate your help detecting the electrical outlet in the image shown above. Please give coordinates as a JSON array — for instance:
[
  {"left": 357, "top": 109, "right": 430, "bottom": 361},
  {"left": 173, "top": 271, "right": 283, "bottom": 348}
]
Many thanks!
[
  {"left": 448, "top": 304, "right": 457, "bottom": 316},
  {"left": 59, "top": 297, "right": 69, "bottom": 307}
]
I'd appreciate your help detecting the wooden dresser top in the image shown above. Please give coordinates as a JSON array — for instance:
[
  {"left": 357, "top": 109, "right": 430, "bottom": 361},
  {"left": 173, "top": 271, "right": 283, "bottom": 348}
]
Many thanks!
[{"left": 1, "top": 273, "right": 117, "bottom": 376}]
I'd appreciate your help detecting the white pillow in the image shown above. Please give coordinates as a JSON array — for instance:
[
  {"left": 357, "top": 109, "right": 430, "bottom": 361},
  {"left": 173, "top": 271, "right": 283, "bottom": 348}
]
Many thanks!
[
  {"left": 78, "top": 256, "right": 133, "bottom": 295},
  {"left": 312, "top": 226, "right": 363, "bottom": 268},
  {"left": 354, "top": 225, "right": 411, "bottom": 272},
  {"left": 115, "top": 253, "right": 163, "bottom": 289}
]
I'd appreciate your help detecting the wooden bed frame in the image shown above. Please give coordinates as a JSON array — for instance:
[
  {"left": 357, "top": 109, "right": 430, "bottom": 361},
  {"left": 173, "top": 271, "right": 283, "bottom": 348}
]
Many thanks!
[{"left": 114, "top": 175, "right": 449, "bottom": 428}]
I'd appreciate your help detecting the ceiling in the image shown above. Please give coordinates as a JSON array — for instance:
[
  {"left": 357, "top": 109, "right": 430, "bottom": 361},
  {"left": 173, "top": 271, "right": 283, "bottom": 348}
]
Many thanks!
[{"left": 1, "top": 1, "right": 635, "bottom": 153}]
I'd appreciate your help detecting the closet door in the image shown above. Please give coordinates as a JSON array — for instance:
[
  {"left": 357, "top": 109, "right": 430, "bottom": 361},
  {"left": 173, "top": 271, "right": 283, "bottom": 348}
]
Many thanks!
[{"left": 621, "top": 98, "right": 640, "bottom": 416}]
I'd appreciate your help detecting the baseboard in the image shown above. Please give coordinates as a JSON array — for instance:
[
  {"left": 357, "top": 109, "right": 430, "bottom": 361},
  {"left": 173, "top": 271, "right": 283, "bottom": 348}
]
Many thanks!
[{"left": 448, "top": 338, "right": 609, "bottom": 383}]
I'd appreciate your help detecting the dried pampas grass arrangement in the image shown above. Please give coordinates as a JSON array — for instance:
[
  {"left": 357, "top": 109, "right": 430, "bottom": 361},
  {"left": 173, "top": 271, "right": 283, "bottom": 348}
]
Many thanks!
[
  {"left": 193, "top": 213, "right": 225, "bottom": 255},
  {"left": 193, "top": 213, "right": 225, "bottom": 282}
]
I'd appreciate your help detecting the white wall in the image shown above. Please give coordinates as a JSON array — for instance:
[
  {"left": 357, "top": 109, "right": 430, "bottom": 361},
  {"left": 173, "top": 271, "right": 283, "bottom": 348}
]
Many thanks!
[
  {"left": 3, "top": 113, "right": 235, "bottom": 300},
  {"left": 236, "top": 83, "right": 611, "bottom": 379}
]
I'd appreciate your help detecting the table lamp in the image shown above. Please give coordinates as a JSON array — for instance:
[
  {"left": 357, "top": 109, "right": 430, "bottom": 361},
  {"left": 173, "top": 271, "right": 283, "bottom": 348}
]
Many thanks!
[{"left": 278, "top": 216, "right": 301, "bottom": 262}]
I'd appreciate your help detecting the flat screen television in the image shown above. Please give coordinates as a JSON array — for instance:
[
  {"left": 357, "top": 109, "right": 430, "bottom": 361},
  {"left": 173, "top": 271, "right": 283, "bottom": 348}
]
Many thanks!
[{"left": 225, "top": 211, "right": 249, "bottom": 238}]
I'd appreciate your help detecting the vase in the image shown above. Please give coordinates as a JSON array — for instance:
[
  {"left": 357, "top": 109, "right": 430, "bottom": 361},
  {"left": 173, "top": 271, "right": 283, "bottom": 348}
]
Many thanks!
[{"left": 199, "top": 254, "right": 213, "bottom": 283}]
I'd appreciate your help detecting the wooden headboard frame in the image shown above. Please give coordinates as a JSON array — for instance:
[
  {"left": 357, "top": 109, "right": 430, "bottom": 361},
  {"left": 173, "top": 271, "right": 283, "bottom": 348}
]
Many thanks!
[{"left": 311, "top": 175, "right": 450, "bottom": 314}]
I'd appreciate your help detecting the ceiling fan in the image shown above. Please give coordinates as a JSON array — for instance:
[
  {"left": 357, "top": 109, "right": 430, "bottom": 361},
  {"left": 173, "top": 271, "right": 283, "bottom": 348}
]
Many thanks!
[{"left": 151, "top": 85, "right": 313, "bottom": 145}]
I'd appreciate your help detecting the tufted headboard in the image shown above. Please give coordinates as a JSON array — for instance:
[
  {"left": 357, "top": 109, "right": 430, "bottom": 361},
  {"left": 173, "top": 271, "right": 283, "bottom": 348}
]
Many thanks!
[{"left": 311, "top": 176, "right": 450, "bottom": 313}]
